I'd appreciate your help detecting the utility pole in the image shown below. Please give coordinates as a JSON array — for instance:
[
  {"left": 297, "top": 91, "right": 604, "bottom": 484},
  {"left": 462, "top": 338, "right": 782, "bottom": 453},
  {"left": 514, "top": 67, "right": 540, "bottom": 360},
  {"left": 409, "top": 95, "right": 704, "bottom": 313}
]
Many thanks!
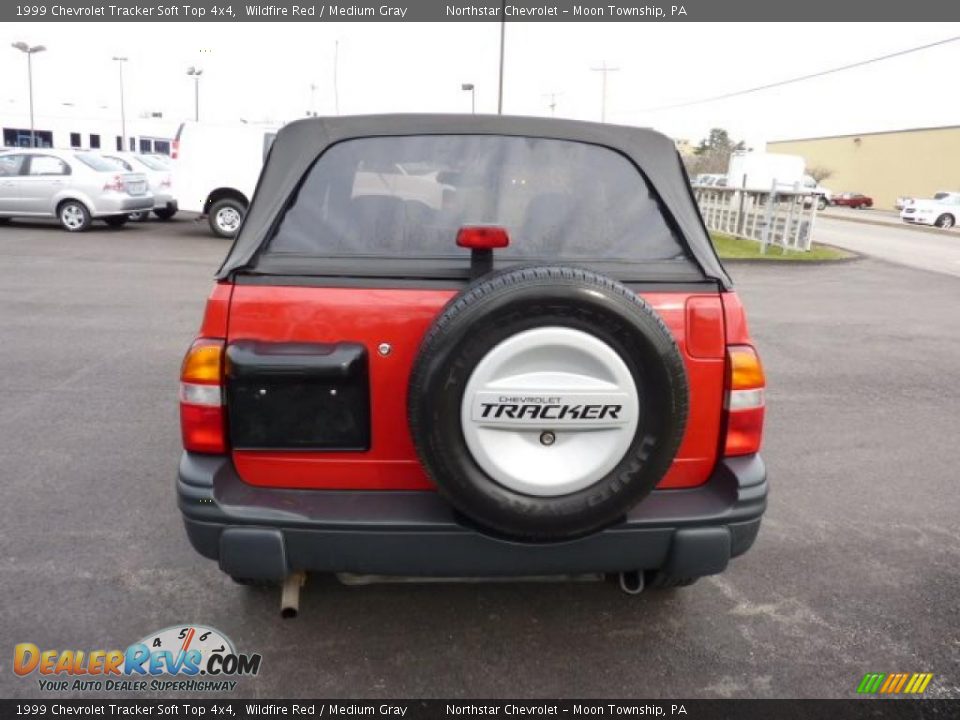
[
  {"left": 497, "top": 0, "right": 505, "bottom": 114},
  {"left": 112, "top": 56, "right": 128, "bottom": 147},
  {"left": 543, "top": 92, "right": 562, "bottom": 116},
  {"left": 590, "top": 61, "right": 619, "bottom": 123}
]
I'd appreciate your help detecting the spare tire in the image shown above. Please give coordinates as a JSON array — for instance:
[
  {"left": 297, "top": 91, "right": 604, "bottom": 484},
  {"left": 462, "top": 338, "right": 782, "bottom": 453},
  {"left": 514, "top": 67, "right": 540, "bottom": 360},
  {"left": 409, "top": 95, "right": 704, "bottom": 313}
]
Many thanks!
[{"left": 408, "top": 266, "right": 688, "bottom": 540}]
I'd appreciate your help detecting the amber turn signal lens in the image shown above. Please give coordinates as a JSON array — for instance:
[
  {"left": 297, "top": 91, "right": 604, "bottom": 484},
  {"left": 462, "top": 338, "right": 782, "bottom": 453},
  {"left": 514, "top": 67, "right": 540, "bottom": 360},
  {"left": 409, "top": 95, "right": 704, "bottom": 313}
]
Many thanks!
[
  {"left": 728, "top": 345, "right": 765, "bottom": 390},
  {"left": 181, "top": 339, "right": 224, "bottom": 384}
]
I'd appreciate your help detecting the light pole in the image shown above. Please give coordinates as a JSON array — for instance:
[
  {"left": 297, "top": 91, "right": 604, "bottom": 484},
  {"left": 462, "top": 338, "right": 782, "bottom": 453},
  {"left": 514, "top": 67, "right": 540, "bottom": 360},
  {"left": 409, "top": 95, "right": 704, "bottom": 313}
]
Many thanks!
[
  {"left": 186, "top": 66, "right": 203, "bottom": 121},
  {"left": 461, "top": 83, "right": 476, "bottom": 114},
  {"left": 11, "top": 42, "right": 46, "bottom": 148},
  {"left": 590, "top": 61, "right": 620, "bottom": 123},
  {"left": 112, "top": 56, "right": 128, "bottom": 149}
]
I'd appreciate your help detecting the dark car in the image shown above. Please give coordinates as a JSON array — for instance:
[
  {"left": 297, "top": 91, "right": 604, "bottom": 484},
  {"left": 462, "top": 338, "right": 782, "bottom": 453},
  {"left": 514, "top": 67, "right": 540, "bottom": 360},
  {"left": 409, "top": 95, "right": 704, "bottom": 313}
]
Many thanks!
[
  {"left": 177, "top": 115, "right": 768, "bottom": 607},
  {"left": 832, "top": 192, "right": 873, "bottom": 209}
]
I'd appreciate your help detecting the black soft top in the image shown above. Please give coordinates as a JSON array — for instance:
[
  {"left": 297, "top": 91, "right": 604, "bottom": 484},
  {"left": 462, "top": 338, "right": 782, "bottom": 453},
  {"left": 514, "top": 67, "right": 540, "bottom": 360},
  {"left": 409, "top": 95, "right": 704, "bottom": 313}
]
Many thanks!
[{"left": 215, "top": 114, "right": 731, "bottom": 289}]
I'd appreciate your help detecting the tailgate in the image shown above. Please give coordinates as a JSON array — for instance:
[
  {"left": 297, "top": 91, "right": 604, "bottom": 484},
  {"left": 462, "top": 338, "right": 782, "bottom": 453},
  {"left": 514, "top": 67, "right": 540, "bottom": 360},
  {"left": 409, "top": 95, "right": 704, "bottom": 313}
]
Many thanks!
[{"left": 225, "top": 284, "right": 726, "bottom": 491}]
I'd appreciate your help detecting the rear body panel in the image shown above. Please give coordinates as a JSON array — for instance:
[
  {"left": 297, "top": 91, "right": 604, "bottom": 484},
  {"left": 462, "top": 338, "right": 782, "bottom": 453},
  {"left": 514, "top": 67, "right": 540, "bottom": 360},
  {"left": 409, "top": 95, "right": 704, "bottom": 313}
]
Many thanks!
[{"left": 225, "top": 283, "right": 727, "bottom": 491}]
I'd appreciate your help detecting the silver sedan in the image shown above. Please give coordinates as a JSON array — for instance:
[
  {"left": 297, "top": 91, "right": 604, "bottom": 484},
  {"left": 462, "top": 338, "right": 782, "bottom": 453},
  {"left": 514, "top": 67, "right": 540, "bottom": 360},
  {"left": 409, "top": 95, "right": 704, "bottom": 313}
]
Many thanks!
[{"left": 0, "top": 149, "right": 153, "bottom": 231}]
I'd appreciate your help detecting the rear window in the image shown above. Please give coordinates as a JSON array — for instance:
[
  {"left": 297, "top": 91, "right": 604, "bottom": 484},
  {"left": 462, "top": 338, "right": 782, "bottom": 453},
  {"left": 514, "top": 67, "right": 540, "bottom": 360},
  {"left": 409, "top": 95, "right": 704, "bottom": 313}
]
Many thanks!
[
  {"left": 75, "top": 153, "right": 125, "bottom": 172},
  {"left": 134, "top": 155, "right": 168, "bottom": 171},
  {"left": 267, "top": 135, "right": 685, "bottom": 264}
]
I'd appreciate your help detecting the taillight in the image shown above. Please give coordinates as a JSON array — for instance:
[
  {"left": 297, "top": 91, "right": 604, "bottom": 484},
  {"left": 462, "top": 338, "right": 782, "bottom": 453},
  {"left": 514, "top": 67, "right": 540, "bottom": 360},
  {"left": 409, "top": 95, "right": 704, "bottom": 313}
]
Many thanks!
[
  {"left": 103, "top": 175, "right": 125, "bottom": 192},
  {"left": 171, "top": 140, "right": 179, "bottom": 159},
  {"left": 723, "top": 345, "right": 765, "bottom": 456},
  {"left": 179, "top": 338, "right": 227, "bottom": 454}
]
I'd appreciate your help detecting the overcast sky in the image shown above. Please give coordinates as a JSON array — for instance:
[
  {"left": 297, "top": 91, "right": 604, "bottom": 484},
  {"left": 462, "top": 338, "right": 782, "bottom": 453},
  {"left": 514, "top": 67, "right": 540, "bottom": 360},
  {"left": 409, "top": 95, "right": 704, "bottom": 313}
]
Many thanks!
[{"left": 2, "top": 22, "right": 958, "bottom": 147}]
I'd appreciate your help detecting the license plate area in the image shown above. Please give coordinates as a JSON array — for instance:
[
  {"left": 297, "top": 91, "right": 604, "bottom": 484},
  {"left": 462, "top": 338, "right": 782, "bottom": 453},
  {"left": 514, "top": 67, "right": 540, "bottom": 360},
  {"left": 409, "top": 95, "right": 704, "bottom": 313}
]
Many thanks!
[{"left": 225, "top": 341, "right": 370, "bottom": 451}]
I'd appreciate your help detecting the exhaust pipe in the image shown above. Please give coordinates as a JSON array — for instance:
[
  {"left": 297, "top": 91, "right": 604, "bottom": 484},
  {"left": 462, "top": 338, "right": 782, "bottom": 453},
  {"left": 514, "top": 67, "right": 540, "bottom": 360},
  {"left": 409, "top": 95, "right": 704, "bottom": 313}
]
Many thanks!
[
  {"left": 618, "top": 570, "right": 644, "bottom": 595},
  {"left": 280, "top": 571, "right": 306, "bottom": 618}
]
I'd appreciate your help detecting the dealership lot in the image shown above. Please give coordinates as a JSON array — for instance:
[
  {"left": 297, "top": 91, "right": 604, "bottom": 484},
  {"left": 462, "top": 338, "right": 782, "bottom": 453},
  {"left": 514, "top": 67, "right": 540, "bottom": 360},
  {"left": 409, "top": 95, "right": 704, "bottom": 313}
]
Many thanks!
[{"left": 0, "top": 217, "right": 958, "bottom": 699}]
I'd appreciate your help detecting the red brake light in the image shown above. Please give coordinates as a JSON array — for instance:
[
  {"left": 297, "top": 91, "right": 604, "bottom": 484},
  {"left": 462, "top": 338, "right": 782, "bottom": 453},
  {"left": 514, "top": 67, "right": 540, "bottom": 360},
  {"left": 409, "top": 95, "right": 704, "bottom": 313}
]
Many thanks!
[
  {"left": 171, "top": 140, "right": 179, "bottom": 160},
  {"left": 179, "top": 338, "right": 227, "bottom": 454},
  {"left": 723, "top": 345, "right": 765, "bottom": 456},
  {"left": 456, "top": 226, "right": 510, "bottom": 250},
  {"left": 103, "top": 175, "right": 124, "bottom": 192}
]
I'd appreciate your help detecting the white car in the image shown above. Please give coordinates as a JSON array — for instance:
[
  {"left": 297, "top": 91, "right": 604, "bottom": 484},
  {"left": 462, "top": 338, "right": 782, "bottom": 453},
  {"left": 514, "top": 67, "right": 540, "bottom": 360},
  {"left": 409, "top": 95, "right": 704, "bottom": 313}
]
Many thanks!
[
  {"left": 899, "top": 191, "right": 960, "bottom": 229},
  {"left": 100, "top": 152, "right": 178, "bottom": 221}
]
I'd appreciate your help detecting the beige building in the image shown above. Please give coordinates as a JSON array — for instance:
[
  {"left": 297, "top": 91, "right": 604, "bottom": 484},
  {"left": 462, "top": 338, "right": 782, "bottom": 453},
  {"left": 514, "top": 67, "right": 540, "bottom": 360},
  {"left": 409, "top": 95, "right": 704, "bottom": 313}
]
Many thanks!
[{"left": 768, "top": 125, "right": 960, "bottom": 210}]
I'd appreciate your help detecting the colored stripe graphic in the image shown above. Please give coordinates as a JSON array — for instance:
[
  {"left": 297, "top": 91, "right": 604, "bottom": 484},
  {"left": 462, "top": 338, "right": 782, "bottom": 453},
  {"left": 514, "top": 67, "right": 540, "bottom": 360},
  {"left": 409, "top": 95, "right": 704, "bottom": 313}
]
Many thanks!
[{"left": 857, "top": 672, "right": 932, "bottom": 694}]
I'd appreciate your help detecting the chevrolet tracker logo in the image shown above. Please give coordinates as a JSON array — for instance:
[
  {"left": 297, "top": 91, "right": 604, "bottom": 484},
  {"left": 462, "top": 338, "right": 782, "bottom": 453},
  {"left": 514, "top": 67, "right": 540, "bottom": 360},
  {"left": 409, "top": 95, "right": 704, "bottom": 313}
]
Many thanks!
[
  {"left": 471, "top": 393, "right": 630, "bottom": 426},
  {"left": 857, "top": 672, "right": 933, "bottom": 694}
]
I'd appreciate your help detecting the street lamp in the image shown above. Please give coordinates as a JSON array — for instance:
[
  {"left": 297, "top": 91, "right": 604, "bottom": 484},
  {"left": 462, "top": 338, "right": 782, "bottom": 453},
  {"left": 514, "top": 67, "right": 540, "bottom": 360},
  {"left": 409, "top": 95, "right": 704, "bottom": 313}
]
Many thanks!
[
  {"left": 186, "top": 66, "right": 203, "bottom": 121},
  {"left": 112, "top": 56, "right": 128, "bottom": 150},
  {"left": 461, "top": 83, "right": 476, "bottom": 114},
  {"left": 11, "top": 41, "right": 46, "bottom": 148}
]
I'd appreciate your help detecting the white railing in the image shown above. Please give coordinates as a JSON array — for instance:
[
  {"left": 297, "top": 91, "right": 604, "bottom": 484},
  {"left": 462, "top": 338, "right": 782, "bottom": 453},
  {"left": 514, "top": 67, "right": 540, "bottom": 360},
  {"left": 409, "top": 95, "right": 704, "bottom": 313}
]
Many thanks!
[{"left": 693, "top": 185, "right": 822, "bottom": 252}]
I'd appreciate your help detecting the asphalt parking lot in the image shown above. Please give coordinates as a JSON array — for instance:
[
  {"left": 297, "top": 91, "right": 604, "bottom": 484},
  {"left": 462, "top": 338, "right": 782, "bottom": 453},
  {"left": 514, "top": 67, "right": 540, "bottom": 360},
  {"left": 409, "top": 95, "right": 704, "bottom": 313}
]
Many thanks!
[{"left": 1, "top": 216, "right": 958, "bottom": 700}]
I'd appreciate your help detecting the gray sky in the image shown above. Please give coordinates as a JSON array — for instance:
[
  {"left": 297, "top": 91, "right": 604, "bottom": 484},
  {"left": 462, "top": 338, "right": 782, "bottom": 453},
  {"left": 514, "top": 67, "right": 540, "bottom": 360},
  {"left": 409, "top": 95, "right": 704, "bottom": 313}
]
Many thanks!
[{"left": 3, "top": 22, "right": 959, "bottom": 147}]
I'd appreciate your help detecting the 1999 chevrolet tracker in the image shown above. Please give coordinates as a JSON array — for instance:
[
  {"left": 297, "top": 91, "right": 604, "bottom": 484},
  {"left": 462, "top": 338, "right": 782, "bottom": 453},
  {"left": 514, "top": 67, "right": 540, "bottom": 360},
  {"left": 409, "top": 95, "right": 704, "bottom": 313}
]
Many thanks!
[{"left": 177, "top": 115, "right": 767, "bottom": 607}]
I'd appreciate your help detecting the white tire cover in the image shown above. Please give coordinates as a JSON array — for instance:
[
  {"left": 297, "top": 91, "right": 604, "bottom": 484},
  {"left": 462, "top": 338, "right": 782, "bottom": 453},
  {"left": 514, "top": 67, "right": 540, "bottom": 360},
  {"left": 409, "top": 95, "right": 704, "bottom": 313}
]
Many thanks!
[{"left": 461, "top": 326, "right": 639, "bottom": 497}]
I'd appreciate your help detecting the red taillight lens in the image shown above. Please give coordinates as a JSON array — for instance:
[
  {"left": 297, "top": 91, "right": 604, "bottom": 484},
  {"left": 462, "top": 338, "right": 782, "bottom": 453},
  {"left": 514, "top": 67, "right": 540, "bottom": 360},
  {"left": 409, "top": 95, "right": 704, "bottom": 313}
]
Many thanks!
[
  {"left": 179, "top": 338, "right": 226, "bottom": 454},
  {"left": 456, "top": 226, "right": 510, "bottom": 250},
  {"left": 723, "top": 345, "right": 765, "bottom": 456},
  {"left": 171, "top": 140, "right": 179, "bottom": 159},
  {"left": 103, "top": 175, "right": 125, "bottom": 192}
]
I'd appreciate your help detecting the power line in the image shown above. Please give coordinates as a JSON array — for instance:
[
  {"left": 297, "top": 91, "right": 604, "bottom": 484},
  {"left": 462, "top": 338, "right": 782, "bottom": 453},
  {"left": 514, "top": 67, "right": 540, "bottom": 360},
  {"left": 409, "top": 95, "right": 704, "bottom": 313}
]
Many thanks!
[{"left": 642, "top": 35, "right": 960, "bottom": 112}]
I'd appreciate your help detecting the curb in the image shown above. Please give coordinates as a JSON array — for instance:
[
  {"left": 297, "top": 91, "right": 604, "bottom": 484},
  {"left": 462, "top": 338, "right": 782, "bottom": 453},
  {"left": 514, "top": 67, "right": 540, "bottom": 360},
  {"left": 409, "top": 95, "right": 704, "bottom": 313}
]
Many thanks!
[
  {"left": 721, "top": 242, "right": 861, "bottom": 266},
  {"left": 821, "top": 212, "right": 958, "bottom": 238}
]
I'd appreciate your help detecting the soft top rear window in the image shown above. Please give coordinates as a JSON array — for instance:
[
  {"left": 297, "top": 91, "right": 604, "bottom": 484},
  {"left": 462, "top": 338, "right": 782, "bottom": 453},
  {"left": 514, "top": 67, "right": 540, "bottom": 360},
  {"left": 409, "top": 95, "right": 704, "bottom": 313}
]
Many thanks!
[{"left": 266, "top": 135, "right": 687, "bottom": 266}]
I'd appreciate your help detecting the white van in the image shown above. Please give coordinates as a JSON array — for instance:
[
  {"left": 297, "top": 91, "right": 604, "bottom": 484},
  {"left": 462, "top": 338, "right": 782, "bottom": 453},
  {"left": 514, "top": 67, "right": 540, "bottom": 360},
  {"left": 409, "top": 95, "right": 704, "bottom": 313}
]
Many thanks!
[{"left": 171, "top": 121, "right": 279, "bottom": 238}]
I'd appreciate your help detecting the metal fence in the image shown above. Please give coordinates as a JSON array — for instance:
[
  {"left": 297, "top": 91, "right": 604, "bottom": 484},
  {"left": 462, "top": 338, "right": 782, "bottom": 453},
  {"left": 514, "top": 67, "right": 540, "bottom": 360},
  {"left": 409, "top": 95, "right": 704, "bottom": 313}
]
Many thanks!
[{"left": 693, "top": 185, "right": 822, "bottom": 252}]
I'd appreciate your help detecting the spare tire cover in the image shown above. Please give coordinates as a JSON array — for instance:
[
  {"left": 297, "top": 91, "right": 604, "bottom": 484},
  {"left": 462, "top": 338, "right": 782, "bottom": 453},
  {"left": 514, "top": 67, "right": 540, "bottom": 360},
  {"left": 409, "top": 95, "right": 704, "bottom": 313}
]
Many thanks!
[{"left": 408, "top": 266, "right": 689, "bottom": 540}]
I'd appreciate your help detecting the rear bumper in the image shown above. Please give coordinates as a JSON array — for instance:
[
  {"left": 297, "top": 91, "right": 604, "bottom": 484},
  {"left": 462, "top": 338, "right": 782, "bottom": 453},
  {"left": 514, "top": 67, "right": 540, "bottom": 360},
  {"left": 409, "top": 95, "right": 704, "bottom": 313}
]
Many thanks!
[
  {"left": 178, "top": 453, "right": 767, "bottom": 581},
  {"left": 93, "top": 195, "right": 154, "bottom": 215}
]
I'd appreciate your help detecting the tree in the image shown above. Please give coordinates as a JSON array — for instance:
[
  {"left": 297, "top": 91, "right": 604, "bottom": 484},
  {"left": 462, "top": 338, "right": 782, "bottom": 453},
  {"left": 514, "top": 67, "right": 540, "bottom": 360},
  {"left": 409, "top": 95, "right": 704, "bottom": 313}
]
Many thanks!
[
  {"left": 685, "top": 128, "right": 746, "bottom": 176},
  {"left": 808, "top": 165, "right": 834, "bottom": 184}
]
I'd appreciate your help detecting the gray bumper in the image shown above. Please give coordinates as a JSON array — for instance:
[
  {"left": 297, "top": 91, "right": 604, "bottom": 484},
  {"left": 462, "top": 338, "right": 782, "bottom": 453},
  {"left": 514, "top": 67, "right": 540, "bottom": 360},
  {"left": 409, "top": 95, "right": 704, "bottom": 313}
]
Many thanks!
[{"left": 178, "top": 453, "right": 767, "bottom": 581}]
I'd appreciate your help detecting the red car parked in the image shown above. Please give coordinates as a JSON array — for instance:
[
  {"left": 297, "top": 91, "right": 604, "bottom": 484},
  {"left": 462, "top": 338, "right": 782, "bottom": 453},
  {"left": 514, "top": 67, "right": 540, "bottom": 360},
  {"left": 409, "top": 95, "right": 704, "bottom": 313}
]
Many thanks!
[
  {"left": 832, "top": 192, "right": 873, "bottom": 209},
  {"left": 177, "top": 116, "right": 767, "bottom": 603}
]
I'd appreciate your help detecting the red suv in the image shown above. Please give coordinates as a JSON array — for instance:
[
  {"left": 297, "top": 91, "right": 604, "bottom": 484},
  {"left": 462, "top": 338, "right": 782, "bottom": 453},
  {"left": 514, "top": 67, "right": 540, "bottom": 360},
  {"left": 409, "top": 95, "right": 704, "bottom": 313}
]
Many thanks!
[{"left": 177, "top": 116, "right": 767, "bottom": 596}]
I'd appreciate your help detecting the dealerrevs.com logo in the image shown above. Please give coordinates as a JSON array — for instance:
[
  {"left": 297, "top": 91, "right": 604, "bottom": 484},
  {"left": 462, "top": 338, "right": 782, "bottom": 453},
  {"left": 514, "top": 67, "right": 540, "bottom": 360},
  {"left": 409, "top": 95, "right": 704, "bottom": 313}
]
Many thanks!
[{"left": 14, "top": 625, "right": 261, "bottom": 693}]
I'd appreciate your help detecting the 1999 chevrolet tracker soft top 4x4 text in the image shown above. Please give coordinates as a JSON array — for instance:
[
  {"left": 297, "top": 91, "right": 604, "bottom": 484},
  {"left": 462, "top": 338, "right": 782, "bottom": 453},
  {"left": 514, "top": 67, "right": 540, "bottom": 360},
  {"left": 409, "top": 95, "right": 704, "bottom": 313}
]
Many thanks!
[{"left": 177, "top": 115, "right": 767, "bottom": 608}]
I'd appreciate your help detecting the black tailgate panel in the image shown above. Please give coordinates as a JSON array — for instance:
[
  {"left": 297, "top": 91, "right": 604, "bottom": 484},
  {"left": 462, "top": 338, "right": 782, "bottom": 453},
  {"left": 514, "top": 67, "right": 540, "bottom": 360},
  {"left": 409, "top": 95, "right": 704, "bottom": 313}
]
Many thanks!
[{"left": 225, "top": 341, "right": 370, "bottom": 451}]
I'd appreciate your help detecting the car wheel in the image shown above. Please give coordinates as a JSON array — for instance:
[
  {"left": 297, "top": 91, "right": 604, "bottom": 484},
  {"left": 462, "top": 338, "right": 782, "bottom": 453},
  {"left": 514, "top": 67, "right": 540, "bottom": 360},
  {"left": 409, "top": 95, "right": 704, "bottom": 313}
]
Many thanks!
[
  {"left": 153, "top": 207, "right": 178, "bottom": 221},
  {"left": 58, "top": 200, "right": 92, "bottom": 232},
  {"left": 408, "top": 266, "right": 689, "bottom": 540},
  {"left": 935, "top": 214, "right": 955, "bottom": 229},
  {"left": 208, "top": 198, "right": 246, "bottom": 238},
  {"left": 127, "top": 211, "right": 149, "bottom": 222},
  {"left": 817, "top": 198, "right": 827, "bottom": 211}
]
